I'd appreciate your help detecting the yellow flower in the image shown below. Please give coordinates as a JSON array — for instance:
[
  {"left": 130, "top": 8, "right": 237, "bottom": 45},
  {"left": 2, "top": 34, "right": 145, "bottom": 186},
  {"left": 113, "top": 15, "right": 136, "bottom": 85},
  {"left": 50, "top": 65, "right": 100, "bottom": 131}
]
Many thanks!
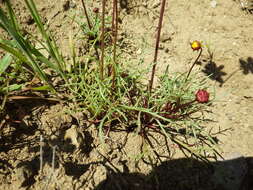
[{"left": 191, "top": 40, "right": 202, "bottom": 51}]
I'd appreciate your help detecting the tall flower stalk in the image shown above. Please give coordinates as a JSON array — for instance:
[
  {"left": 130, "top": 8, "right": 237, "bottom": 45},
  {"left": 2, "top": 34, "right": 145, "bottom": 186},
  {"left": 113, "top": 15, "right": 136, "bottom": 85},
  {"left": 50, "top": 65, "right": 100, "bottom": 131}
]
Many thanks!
[
  {"left": 111, "top": 0, "right": 118, "bottom": 88},
  {"left": 186, "top": 40, "right": 203, "bottom": 79},
  {"left": 149, "top": 0, "right": 167, "bottom": 94},
  {"left": 81, "top": 0, "right": 100, "bottom": 60},
  {"left": 100, "top": 0, "right": 106, "bottom": 80}
]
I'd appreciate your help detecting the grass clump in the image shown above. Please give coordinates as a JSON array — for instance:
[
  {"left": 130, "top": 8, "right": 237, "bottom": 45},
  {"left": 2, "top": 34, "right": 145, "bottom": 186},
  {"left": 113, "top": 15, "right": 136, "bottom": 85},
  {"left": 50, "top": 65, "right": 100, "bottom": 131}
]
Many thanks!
[{"left": 0, "top": 0, "right": 222, "bottom": 162}]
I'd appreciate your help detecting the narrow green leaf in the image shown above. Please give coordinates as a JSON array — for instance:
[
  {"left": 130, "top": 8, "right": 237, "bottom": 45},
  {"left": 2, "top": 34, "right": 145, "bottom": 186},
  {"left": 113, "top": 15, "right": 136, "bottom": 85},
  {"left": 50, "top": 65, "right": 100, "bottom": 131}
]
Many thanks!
[
  {"left": 0, "top": 42, "right": 27, "bottom": 63},
  {"left": 0, "top": 54, "right": 12, "bottom": 75},
  {"left": 2, "top": 84, "right": 22, "bottom": 92},
  {"left": 31, "top": 85, "right": 51, "bottom": 91},
  {"left": 5, "top": 0, "right": 19, "bottom": 32},
  {"left": 24, "top": 0, "right": 64, "bottom": 70}
]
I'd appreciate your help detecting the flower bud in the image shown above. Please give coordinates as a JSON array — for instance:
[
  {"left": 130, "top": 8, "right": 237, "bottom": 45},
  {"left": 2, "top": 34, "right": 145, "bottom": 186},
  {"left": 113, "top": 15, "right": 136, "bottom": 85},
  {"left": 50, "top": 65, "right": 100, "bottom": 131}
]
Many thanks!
[
  {"left": 191, "top": 40, "right": 201, "bottom": 51},
  {"left": 195, "top": 89, "right": 209, "bottom": 103},
  {"left": 93, "top": 7, "right": 99, "bottom": 13}
]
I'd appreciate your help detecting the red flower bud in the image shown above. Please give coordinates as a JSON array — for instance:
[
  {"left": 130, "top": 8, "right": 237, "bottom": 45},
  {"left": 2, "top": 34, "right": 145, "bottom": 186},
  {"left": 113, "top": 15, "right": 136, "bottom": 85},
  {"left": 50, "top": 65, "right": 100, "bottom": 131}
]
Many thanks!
[
  {"left": 195, "top": 89, "right": 209, "bottom": 103},
  {"left": 93, "top": 7, "right": 99, "bottom": 13}
]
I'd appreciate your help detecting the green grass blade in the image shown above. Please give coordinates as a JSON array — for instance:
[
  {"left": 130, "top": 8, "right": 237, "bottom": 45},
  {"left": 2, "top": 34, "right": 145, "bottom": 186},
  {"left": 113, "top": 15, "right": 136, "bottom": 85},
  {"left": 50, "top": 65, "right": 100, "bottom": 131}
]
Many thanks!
[
  {"left": 2, "top": 84, "right": 23, "bottom": 92},
  {"left": 24, "top": 0, "right": 65, "bottom": 71},
  {"left": 0, "top": 54, "right": 12, "bottom": 75},
  {"left": 0, "top": 42, "right": 54, "bottom": 90},
  {"left": 0, "top": 42, "right": 28, "bottom": 63},
  {"left": 31, "top": 85, "right": 52, "bottom": 91},
  {"left": 0, "top": 5, "right": 55, "bottom": 89},
  {"left": 5, "top": 0, "right": 19, "bottom": 32}
]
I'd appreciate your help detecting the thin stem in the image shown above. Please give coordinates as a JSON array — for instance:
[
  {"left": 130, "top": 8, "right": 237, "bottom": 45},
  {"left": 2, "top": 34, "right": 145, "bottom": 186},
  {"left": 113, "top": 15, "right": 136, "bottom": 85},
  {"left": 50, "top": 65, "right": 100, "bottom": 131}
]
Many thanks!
[
  {"left": 111, "top": 0, "right": 118, "bottom": 88},
  {"left": 149, "top": 0, "right": 167, "bottom": 94},
  {"left": 111, "top": 0, "right": 116, "bottom": 40},
  {"left": 81, "top": 0, "right": 92, "bottom": 29},
  {"left": 186, "top": 48, "right": 202, "bottom": 79},
  {"left": 81, "top": 0, "right": 100, "bottom": 60},
  {"left": 112, "top": 0, "right": 118, "bottom": 64},
  {"left": 108, "top": 0, "right": 116, "bottom": 77},
  {"left": 100, "top": 0, "right": 106, "bottom": 80}
]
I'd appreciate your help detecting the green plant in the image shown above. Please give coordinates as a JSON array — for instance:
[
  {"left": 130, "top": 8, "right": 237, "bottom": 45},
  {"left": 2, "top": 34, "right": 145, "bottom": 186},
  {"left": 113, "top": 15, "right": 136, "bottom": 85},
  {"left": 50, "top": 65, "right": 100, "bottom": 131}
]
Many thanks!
[
  {"left": 0, "top": 0, "right": 67, "bottom": 92},
  {"left": 0, "top": 0, "right": 222, "bottom": 162},
  {"left": 0, "top": 54, "right": 12, "bottom": 112},
  {"left": 0, "top": 51, "right": 34, "bottom": 112}
]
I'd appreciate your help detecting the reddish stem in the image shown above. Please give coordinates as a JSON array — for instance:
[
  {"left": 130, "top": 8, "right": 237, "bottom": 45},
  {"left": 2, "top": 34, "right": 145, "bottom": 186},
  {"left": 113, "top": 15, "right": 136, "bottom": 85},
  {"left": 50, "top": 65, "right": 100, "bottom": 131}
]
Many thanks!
[
  {"left": 149, "top": 0, "right": 167, "bottom": 94},
  {"left": 111, "top": 0, "right": 118, "bottom": 88},
  {"left": 100, "top": 0, "right": 106, "bottom": 80},
  {"left": 81, "top": 0, "right": 92, "bottom": 29},
  {"left": 170, "top": 100, "right": 196, "bottom": 113},
  {"left": 186, "top": 48, "right": 202, "bottom": 79},
  {"left": 81, "top": 0, "right": 100, "bottom": 60}
]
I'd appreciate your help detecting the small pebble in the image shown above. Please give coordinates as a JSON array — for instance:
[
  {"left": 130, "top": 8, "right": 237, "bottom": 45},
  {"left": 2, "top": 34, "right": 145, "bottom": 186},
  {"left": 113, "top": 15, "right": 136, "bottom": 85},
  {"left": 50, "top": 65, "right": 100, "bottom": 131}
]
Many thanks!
[{"left": 210, "top": 0, "right": 217, "bottom": 8}]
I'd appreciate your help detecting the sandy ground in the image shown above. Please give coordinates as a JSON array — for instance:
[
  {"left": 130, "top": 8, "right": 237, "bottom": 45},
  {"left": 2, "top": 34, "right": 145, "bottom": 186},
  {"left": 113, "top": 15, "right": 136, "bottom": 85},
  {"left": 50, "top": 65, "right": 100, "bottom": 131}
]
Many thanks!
[{"left": 1, "top": 0, "right": 253, "bottom": 189}]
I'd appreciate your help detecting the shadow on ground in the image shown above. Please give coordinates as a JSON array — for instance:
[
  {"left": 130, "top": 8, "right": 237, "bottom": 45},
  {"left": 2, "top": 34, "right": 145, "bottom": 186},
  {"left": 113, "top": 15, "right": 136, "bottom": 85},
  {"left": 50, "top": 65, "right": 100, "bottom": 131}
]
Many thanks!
[
  {"left": 95, "top": 156, "right": 252, "bottom": 190},
  {"left": 0, "top": 101, "right": 252, "bottom": 190},
  {"left": 0, "top": 99, "right": 52, "bottom": 152},
  {"left": 210, "top": 56, "right": 253, "bottom": 86},
  {"left": 1, "top": 149, "right": 251, "bottom": 190},
  {"left": 200, "top": 56, "right": 253, "bottom": 87},
  {"left": 239, "top": 57, "right": 253, "bottom": 75},
  {"left": 200, "top": 58, "right": 227, "bottom": 87}
]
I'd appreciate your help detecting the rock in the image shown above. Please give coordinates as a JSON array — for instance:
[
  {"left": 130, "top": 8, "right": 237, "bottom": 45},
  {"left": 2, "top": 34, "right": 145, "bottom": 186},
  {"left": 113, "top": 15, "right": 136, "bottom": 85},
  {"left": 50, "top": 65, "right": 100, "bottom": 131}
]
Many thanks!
[
  {"left": 64, "top": 125, "right": 85, "bottom": 149},
  {"left": 210, "top": 0, "right": 217, "bottom": 8},
  {"left": 136, "top": 48, "right": 142, "bottom": 55},
  {"left": 210, "top": 152, "right": 248, "bottom": 190},
  {"left": 69, "top": 0, "right": 76, "bottom": 8}
]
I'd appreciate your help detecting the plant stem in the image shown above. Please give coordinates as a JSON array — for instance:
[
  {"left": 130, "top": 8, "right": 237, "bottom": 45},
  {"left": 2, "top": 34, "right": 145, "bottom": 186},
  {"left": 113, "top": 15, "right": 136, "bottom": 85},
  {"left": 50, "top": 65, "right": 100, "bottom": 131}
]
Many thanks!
[
  {"left": 81, "top": 0, "right": 92, "bottom": 30},
  {"left": 186, "top": 48, "right": 202, "bottom": 79},
  {"left": 149, "top": 0, "right": 166, "bottom": 94},
  {"left": 81, "top": 0, "right": 100, "bottom": 60},
  {"left": 100, "top": 0, "right": 106, "bottom": 80},
  {"left": 112, "top": 0, "right": 118, "bottom": 64},
  {"left": 111, "top": 0, "right": 118, "bottom": 88}
]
